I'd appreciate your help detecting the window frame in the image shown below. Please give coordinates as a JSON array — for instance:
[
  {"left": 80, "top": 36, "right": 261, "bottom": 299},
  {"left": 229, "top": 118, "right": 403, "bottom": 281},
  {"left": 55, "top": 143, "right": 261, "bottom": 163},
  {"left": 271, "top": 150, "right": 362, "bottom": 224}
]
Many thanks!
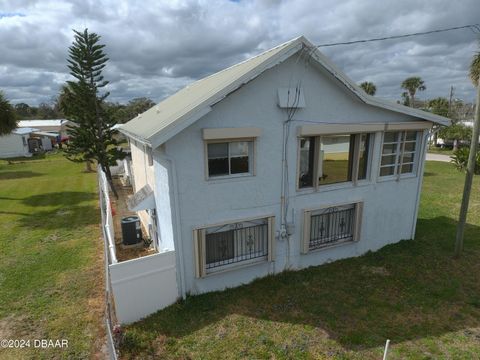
[
  {"left": 296, "top": 133, "right": 374, "bottom": 191},
  {"left": 204, "top": 138, "right": 256, "bottom": 180},
  {"left": 378, "top": 130, "right": 422, "bottom": 180},
  {"left": 193, "top": 215, "right": 276, "bottom": 277},
  {"left": 302, "top": 201, "right": 363, "bottom": 253}
]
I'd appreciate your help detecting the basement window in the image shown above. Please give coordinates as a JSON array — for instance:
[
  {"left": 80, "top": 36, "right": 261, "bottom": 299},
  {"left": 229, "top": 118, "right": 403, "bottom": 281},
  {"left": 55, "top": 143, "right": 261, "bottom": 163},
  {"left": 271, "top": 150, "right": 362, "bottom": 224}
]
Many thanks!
[{"left": 194, "top": 216, "right": 275, "bottom": 277}]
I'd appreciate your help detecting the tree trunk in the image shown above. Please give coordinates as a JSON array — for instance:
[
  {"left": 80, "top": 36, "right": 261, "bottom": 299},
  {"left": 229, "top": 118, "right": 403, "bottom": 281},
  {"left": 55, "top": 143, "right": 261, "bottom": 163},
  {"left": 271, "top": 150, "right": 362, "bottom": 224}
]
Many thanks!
[
  {"left": 85, "top": 160, "right": 93, "bottom": 172},
  {"left": 455, "top": 84, "right": 480, "bottom": 257},
  {"left": 103, "top": 163, "right": 119, "bottom": 199},
  {"left": 453, "top": 139, "right": 458, "bottom": 151}
]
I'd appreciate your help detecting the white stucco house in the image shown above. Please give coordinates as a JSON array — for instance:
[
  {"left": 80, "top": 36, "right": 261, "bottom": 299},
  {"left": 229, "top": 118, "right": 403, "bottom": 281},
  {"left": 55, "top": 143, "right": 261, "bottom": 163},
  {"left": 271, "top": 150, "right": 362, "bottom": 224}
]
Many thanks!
[{"left": 119, "top": 36, "right": 449, "bottom": 299}]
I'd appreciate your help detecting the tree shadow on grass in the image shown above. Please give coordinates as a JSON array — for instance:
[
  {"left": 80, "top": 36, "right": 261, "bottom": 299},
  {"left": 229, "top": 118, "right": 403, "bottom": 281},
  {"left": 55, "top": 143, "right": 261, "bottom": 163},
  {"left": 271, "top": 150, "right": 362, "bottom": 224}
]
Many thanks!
[
  {"left": 0, "top": 171, "right": 43, "bottom": 180},
  {"left": 124, "top": 216, "right": 480, "bottom": 354},
  {"left": 16, "top": 204, "right": 99, "bottom": 230},
  {"left": 21, "top": 191, "right": 96, "bottom": 207}
]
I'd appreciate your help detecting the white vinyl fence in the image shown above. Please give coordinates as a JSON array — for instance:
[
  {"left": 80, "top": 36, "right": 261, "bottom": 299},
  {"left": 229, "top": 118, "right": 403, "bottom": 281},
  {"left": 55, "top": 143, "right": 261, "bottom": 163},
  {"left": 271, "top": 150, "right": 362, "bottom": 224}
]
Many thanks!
[{"left": 99, "top": 167, "right": 179, "bottom": 330}]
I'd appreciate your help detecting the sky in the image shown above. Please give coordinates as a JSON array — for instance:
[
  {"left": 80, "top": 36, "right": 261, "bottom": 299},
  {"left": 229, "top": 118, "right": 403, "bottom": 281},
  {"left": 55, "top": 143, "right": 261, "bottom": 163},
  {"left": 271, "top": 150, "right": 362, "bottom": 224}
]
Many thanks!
[{"left": 1, "top": 0, "right": 479, "bottom": 106}]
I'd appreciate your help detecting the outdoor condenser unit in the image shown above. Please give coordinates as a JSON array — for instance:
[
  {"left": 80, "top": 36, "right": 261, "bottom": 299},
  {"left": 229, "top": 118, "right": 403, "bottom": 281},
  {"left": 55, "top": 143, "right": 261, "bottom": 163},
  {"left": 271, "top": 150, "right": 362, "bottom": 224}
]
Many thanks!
[{"left": 121, "top": 216, "right": 142, "bottom": 245}]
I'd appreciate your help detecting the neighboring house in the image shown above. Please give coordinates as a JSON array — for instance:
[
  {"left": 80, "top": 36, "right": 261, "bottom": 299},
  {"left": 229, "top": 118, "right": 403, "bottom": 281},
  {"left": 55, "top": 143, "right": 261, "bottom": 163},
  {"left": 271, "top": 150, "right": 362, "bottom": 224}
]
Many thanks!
[
  {"left": 0, "top": 127, "right": 39, "bottom": 158},
  {"left": 119, "top": 36, "right": 449, "bottom": 298},
  {"left": 18, "top": 119, "right": 71, "bottom": 138}
]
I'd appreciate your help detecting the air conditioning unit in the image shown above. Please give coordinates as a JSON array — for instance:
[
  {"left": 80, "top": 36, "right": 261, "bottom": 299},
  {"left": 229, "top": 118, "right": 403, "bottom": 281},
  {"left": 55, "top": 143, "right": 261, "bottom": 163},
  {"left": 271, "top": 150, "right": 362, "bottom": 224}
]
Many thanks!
[{"left": 121, "top": 216, "right": 142, "bottom": 245}]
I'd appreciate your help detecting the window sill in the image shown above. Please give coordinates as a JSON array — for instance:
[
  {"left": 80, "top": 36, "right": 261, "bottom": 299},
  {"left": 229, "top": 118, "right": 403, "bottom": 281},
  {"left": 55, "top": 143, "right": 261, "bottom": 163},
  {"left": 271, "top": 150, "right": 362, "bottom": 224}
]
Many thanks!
[
  {"left": 201, "top": 256, "right": 268, "bottom": 278},
  {"left": 206, "top": 173, "right": 254, "bottom": 184},
  {"left": 297, "top": 179, "right": 372, "bottom": 194},
  {"left": 377, "top": 173, "right": 418, "bottom": 183},
  {"left": 304, "top": 238, "right": 359, "bottom": 254}
]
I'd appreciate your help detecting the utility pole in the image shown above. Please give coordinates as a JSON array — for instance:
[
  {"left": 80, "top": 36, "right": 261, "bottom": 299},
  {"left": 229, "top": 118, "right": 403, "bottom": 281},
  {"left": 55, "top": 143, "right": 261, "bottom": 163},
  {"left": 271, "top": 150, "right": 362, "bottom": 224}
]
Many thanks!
[
  {"left": 455, "top": 83, "right": 480, "bottom": 257},
  {"left": 448, "top": 86, "right": 454, "bottom": 118}
]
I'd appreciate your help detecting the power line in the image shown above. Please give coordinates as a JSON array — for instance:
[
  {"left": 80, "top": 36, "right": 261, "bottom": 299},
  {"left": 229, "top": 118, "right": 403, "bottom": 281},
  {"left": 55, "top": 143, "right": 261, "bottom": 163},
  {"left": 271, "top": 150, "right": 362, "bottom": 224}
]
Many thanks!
[{"left": 316, "top": 24, "right": 480, "bottom": 48}]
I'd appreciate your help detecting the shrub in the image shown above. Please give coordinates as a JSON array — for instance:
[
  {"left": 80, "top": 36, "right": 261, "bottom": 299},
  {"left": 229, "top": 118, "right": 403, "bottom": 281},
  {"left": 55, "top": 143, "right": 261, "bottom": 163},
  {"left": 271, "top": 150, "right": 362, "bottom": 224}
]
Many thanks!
[{"left": 450, "top": 147, "right": 480, "bottom": 174}]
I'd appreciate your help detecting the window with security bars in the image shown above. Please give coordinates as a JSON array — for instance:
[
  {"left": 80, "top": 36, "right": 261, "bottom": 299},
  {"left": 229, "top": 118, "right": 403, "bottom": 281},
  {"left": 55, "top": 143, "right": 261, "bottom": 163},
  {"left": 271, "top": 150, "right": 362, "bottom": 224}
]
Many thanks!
[
  {"left": 194, "top": 216, "right": 275, "bottom": 277},
  {"left": 380, "top": 130, "right": 420, "bottom": 177},
  {"left": 303, "top": 203, "right": 362, "bottom": 252}
]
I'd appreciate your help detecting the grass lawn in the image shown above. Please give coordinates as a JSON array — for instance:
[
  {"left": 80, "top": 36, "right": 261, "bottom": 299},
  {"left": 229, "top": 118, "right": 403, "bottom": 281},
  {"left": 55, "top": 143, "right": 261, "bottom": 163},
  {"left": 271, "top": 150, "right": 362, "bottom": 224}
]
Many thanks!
[
  {"left": 427, "top": 146, "right": 454, "bottom": 156},
  {"left": 120, "top": 161, "right": 480, "bottom": 359},
  {"left": 0, "top": 153, "right": 104, "bottom": 359}
]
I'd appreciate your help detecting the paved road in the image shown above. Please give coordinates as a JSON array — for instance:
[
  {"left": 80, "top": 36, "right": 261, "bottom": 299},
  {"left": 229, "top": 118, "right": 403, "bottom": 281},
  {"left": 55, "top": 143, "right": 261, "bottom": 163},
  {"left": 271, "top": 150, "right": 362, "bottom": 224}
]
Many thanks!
[{"left": 426, "top": 153, "right": 451, "bottom": 162}]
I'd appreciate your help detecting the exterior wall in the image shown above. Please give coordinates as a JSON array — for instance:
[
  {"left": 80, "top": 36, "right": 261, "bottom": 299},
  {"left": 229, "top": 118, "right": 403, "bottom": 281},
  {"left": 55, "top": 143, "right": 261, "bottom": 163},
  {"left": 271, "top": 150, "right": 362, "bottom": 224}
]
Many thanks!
[
  {"left": 130, "top": 140, "right": 155, "bottom": 229},
  {"left": 160, "top": 55, "right": 429, "bottom": 295},
  {"left": 0, "top": 134, "right": 30, "bottom": 158}
]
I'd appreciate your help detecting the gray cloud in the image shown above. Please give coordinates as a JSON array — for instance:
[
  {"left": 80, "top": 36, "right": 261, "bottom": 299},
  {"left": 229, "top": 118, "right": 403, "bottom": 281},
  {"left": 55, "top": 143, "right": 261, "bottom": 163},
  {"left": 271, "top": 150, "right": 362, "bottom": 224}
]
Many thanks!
[{"left": 0, "top": 0, "right": 479, "bottom": 107}]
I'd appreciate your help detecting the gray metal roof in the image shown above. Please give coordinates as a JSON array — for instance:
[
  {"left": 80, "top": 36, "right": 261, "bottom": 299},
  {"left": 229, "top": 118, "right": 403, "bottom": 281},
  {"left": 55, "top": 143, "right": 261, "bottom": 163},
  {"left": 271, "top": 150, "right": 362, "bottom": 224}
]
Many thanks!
[{"left": 120, "top": 36, "right": 450, "bottom": 148}]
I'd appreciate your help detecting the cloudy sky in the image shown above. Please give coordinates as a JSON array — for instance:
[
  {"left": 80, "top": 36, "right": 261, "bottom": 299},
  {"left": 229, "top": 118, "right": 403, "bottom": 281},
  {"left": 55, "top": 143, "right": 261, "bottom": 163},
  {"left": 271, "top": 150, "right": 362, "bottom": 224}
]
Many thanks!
[{"left": 1, "top": 0, "right": 479, "bottom": 106}]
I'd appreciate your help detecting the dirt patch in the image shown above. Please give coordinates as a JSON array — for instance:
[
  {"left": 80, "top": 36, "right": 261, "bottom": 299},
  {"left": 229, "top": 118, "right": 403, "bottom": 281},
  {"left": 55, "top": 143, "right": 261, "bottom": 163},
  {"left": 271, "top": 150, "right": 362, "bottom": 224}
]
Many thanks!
[{"left": 361, "top": 265, "right": 390, "bottom": 276}]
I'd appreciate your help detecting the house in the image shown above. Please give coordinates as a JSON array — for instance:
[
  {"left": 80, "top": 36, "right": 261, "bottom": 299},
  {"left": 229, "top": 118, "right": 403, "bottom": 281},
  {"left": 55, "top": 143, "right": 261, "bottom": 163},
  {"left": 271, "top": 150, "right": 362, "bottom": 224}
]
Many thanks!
[
  {"left": 18, "top": 119, "right": 71, "bottom": 140},
  {"left": 119, "top": 36, "right": 449, "bottom": 299},
  {"left": 0, "top": 127, "right": 39, "bottom": 158}
]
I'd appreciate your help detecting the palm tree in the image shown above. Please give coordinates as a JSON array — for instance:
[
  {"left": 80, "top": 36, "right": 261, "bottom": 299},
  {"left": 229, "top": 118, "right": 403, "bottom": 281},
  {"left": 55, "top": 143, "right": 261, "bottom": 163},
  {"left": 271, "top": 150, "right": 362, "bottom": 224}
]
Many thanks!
[
  {"left": 401, "top": 77, "right": 426, "bottom": 108},
  {"left": 455, "top": 49, "right": 480, "bottom": 256},
  {"left": 0, "top": 91, "right": 17, "bottom": 136},
  {"left": 359, "top": 81, "right": 377, "bottom": 96}
]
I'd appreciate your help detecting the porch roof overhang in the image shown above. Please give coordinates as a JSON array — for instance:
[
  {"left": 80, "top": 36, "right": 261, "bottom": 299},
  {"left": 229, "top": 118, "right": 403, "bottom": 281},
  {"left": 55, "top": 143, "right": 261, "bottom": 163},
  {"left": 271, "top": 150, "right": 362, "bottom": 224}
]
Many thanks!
[{"left": 127, "top": 184, "right": 155, "bottom": 211}]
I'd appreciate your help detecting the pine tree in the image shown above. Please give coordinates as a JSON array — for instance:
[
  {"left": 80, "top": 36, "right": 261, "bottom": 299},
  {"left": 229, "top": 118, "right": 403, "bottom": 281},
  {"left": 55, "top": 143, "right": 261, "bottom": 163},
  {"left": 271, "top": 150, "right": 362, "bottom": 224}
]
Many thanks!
[{"left": 62, "top": 29, "right": 124, "bottom": 197}]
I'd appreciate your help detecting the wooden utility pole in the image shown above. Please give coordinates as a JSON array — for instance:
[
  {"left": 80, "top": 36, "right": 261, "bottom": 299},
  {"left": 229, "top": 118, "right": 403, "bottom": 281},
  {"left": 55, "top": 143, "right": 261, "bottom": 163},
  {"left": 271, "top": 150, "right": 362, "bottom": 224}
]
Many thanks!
[{"left": 455, "top": 84, "right": 480, "bottom": 257}]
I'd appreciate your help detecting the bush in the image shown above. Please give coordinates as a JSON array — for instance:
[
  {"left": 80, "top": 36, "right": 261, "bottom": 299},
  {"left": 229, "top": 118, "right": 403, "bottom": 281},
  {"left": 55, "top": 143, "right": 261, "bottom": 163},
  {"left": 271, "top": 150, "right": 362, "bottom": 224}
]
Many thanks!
[{"left": 450, "top": 147, "right": 480, "bottom": 174}]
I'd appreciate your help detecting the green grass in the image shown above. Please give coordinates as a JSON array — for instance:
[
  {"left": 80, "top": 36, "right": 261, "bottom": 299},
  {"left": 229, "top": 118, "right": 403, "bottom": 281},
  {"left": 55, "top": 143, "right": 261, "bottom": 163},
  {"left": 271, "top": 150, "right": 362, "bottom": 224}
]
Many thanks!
[
  {"left": 0, "top": 153, "right": 104, "bottom": 360},
  {"left": 427, "top": 146, "right": 454, "bottom": 156},
  {"left": 121, "top": 161, "right": 480, "bottom": 359}
]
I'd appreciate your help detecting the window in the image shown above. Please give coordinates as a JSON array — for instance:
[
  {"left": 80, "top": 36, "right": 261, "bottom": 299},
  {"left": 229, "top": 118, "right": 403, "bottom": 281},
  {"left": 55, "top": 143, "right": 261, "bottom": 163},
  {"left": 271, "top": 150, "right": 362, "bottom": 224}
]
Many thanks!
[
  {"left": 302, "top": 203, "right": 362, "bottom": 252},
  {"left": 380, "top": 130, "right": 420, "bottom": 177},
  {"left": 298, "top": 133, "right": 373, "bottom": 189},
  {"left": 207, "top": 141, "right": 253, "bottom": 178},
  {"left": 194, "top": 216, "right": 275, "bottom": 277}
]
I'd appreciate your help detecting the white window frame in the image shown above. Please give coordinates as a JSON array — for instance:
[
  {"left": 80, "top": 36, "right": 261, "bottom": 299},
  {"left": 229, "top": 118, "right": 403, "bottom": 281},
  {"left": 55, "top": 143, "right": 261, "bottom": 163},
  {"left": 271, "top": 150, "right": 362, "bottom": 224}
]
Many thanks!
[
  {"left": 296, "top": 133, "right": 374, "bottom": 191},
  {"left": 194, "top": 215, "right": 275, "bottom": 277},
  {"left": 379, "top": 130, "right": 421, "bottom": 180},
  {"left": 302, "top": 202, "right": 363, "bottom": 253},
  {"left": 204, "top": 138, "right": 256, "bottom": 180}
]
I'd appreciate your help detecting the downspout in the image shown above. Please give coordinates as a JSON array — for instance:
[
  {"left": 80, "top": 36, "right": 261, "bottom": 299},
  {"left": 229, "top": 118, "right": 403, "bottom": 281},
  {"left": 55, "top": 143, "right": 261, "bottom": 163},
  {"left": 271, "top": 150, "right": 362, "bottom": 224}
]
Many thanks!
[
  {"left": 410, "top": 128, "right": 431, "bottom": 239},
  {"left": 160, "top": 151, "right": 187, "bottom": 300}
]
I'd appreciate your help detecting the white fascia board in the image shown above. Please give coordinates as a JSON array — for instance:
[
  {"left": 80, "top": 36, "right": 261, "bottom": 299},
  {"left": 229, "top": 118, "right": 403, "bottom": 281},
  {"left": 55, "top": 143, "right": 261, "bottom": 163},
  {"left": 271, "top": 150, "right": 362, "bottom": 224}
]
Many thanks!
[
  {"left": 149, "top": 106, "right": 212, "bottom": 149},
  {"left": 118, "top": 127, "right": 152, "bottom": 147},
  {"left": 298, "top": 121, "right": 432, "bottom": 136}
]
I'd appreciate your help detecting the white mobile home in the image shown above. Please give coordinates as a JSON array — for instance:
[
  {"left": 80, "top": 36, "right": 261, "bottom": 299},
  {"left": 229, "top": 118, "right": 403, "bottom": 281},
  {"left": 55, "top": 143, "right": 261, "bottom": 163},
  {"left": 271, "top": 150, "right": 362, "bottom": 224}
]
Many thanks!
[
  {"left": 119, "top": 36, "right": 449, "bottom": 302},
  {"left": 0, "top": 127, "right": 39, "bottom": 158}
]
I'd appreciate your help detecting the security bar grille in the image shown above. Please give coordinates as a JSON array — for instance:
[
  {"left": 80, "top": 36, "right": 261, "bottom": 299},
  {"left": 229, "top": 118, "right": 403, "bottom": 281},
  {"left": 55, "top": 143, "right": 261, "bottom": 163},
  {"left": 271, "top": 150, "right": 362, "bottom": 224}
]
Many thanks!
[
  {"left": 205, "top": 219, "right": 268, "bottom": 270},
  {"left": 309, "top": 204, "right": 356, "bottom": 250}
]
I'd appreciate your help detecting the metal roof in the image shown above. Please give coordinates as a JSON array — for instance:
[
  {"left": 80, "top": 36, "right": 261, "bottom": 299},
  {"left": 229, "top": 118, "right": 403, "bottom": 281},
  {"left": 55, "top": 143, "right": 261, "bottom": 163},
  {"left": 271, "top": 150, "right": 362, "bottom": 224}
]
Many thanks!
[
  {"left": 120, "top": 36, "right": 450, "bottom": 148},
  {"left": 18, "top": 119, "right": 71, "bottom": 128},
  {"left": 13, "top": 127, "right": 39, "bottom": 135}
]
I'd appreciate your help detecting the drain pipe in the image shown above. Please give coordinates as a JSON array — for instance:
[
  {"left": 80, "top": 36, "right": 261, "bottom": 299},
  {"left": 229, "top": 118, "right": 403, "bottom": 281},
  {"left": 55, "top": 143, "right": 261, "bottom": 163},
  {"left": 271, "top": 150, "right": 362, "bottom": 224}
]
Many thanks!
[{"left": 158, "top": 150, "right": 187, "bottom": 300}]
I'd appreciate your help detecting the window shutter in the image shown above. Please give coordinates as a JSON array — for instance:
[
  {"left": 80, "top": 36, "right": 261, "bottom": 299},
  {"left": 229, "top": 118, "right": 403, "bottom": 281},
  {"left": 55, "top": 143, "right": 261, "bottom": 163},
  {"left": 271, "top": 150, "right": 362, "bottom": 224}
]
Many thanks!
[
  {"left": 267, "top": 216, "right": 276, "bottom": 262},
  {"left": 354, "top": 202, "right": 363, "bottom": 242},
  {"left": 194, "top": 229, "right": 206, "bottom": 278},
  {"left": 302, "top": 210, "right": 311, "bottom": 254}
]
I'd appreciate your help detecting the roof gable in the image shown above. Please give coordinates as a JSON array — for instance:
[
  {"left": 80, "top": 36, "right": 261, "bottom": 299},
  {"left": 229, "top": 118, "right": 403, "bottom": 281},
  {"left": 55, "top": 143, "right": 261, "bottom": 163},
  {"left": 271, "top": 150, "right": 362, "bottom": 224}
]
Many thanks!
[{"left": 121, "top": 36, "right": 450, "bottom": 148}]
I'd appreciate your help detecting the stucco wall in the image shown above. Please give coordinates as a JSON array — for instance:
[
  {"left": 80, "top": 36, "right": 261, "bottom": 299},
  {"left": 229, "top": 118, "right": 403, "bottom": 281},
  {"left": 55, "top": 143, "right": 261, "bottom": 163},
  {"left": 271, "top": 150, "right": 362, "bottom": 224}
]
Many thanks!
[
  {"left": 159, "top": 54, "right": 428, "bottom": 295},
  {"left": 130, "top": 140, "right": 155, "bottom": 229}
]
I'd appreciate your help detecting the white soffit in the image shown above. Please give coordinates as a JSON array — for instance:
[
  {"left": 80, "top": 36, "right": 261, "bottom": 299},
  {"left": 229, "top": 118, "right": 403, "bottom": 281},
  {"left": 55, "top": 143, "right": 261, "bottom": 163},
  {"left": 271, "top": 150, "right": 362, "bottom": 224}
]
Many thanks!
[{"left": 298, "top": 121, "right": 432, "bottom": 136}]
